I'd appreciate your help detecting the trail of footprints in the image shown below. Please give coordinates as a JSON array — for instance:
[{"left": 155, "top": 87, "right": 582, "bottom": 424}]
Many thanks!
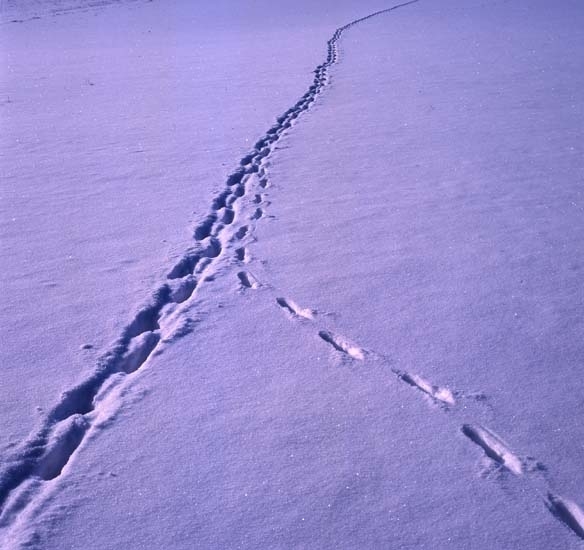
[
  {"left": 3, "top": 0, "right": 583, "bottom": 544},
  {"left": 273, "top": 292, "right": 584, "bottom": 541},
  {"left": 0, "top": 2, "right": 423, "bottom": 533}
]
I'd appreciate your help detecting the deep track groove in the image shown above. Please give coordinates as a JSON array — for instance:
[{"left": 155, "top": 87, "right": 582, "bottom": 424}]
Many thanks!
[
  {"left": 0, "top": 3, "right": 421, "bottom": 536},
  {"left": 546, "top": 493, "right": 584, "bottom": 540}
]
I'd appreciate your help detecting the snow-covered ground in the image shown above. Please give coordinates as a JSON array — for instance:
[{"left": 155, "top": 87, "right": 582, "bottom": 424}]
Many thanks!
[
  {"left": 1, "top": 0, "right": 397, "bottom": 448},
  {"left": 1, "top": 0, "right": 584, "bottom": 548}
]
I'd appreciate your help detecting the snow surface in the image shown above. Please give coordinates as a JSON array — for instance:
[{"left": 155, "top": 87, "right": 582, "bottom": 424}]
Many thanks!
[
  {"left": 1, "top": 0, "right": 584, "bottom": 548},
  {"left": 0, "top": 0, "right": 386, "bottom": 447}
]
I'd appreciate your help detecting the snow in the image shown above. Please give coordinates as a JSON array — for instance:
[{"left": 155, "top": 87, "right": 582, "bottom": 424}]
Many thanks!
[
  {"left": 1, "top": 0, "right": 584, "bottom": 548},
  {"left": 0, "top": 0, "right": 369, "bottom": 448}
]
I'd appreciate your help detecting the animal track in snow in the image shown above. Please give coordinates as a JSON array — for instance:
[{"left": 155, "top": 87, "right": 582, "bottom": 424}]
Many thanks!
[
  {"left": 118, "top": 331, "right": 161, "bottom": 374},
  {"left": 211, "top": 189, "right": 231, "bottom": 210},
  {"left": 169, "top": 276, "right": 198, "bottom": 304},
  {"left": 232, "top": 183, "right": 246, "bottom": 198},
  {"left": 250, "top": 208, "right": 264, "bottom": 220},
  {"left": 0, "top": 0, "right": 424, "bottom": 535},
  {"left": 35, "top": 415, "right": 89, "bottom": 481},
  {"left": 193, "top": 213, "right": 217, "bottom": 241},
  {"left": 226, "top": 169, "right": 245, "bottom": 187},
  {"left": 237, "top": 271, "right": 259, "bottom": 290},
  {"left": 235, "top": 225, "right": 249, "bottom": 241},
  {"left": 167, "top": 252, "right": 201, "bottom": 280},
  {"left": 221, "top": 207, "right": 235, "bottom": 225},
  {"left": 318, "top": 330, "right": 365, "bottom": 360},
  {"left": 167, "top": 237, "right": 222, "bottom": 280},
  {"left": 276, "top": 297, "right": 314, "bottom": 320},
  {"left": 546, "top": 493, "right": 584, "bottom": 540},
  {"left": 235, "top": 247, "right": 248, "bottom": 263},
  {"left": 461, "top": 424, "right": 524, "bottom": 476},
  {"left": 124, "top": 296, "right": 163, "bottom": 338},
  {"left": 397, "top": 371, "right": 455, "bottom": 406}
]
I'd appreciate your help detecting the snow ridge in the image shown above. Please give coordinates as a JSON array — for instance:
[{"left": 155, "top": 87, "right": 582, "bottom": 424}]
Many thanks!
[{"left": 0, "top": 1, "right": 420, "bottom": 537}]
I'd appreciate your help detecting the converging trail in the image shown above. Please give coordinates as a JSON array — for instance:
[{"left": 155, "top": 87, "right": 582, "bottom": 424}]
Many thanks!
[
  {"left": 0, "top": 1, "right": 419, "bottom": 541},
  {"left": 4, "top": 1, "right": 583, "bottom": 546}
]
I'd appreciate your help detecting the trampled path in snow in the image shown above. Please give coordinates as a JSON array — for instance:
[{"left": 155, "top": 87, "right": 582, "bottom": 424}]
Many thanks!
[
  {"left": 2, "top": 0, "right": 584, "bottom": 545},
  {"left": 0, "top": 0, "right": 418, "bottom": 537}
]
